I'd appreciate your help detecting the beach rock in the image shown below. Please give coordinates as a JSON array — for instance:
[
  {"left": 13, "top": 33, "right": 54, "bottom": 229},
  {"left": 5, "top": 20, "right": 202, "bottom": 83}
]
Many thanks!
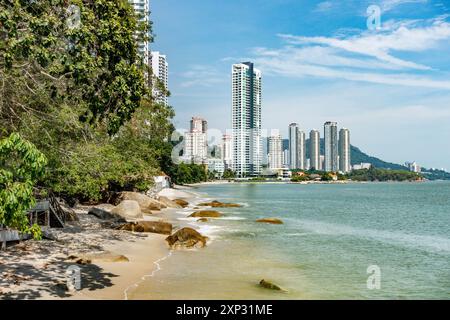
[
  {"left": 259, "top": 279, "right": 284, "bottom": 291},
  {"left": 189, "top": 210, "right": 223, "bottom": 218},
  {"left": 198, "top": 200, "right": 242, "bottom": 208},
  {"left": 68, "top": 252, "right": 129, "bottom": 263},
  {"left": 117, "top": 221, "right": 172, "bottom": 235},
  {"left": 174, "top": 199, "right": 189, "bottom": 208},
  {"left": 117, "top": 192, "right": 166, "bottom": 213},
  {"left": 158, "top": 196, "right": 182, "bottom": 209},
  {"left": 111, "top": 200, "right": 143, "bottom": 220},
  {"left": 165, "top": 227, "right": 208, "bottom": 249},
  {"left": 88, "top": 206, "right": 123, "bottom": 221},
  {"left": 197, "top": 218, "right": 209, "bottom": 222},
  {"left": 256, "top": 218, "right": 283, "bottom": 225},
  {"left": 60, "top": 204, "right": 79, "bottom": 222}
]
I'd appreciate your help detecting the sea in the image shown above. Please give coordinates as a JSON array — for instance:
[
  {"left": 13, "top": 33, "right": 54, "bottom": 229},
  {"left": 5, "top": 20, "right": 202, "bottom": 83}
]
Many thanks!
[{"left": 129, "top": 181, "right": 450, "bottom": 299}]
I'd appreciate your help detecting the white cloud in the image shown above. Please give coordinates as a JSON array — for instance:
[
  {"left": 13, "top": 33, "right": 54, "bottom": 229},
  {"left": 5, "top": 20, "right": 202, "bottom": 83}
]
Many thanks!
[
  {"left": 179, "top": 65, "right": 226, "bottom": 88},
  {"left": 381, "top": 0, "right": 428, "bottom": 12},
  {"left": 251, "top": 17, "right": 450, "bottom": 89},
  {"left": 314, "top": 1, "right": 333, "bottom": 12}
]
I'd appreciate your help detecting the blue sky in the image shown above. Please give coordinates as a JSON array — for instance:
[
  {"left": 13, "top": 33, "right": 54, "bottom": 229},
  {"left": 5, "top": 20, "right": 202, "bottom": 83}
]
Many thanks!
[{"left": 151, "top": 0, "right": 450, "bottom": 170}]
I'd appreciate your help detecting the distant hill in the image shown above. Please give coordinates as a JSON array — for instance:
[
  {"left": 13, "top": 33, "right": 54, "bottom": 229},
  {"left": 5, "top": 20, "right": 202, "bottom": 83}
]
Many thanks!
[{"left": 280, "top": 138, "right": 408, "bottom": 170}]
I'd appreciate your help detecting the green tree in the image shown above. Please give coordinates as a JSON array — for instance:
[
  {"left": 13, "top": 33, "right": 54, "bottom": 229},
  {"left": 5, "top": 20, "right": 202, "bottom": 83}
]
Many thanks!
[{"left": 0, "top": 133, "right": 47, "bottom": 239}]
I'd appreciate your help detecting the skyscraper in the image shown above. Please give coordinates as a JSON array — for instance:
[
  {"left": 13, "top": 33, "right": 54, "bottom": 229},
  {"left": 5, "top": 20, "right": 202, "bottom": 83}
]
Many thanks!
[
  {"left": 129, "top": 0, "right": 150, "bottom": 64},
  {"left": 222, "top": 134, "right": 233, "bottom": 169},
  {"left": 309, "top": 129, "right": 321, "bottom": 170},
  {"left": 324, "top": 121, "right": 338, "bottom": 172},
  {"left": 288, "top": 123, "right": 299, "bottom": 169},
  {"left": 184, "top": 117, "right": 208, "bottom": 164},
  {"left": 232, "top": 62, "right": 262, "bottom": 177},
  {"left": 150, "top": 51, "right": 169, "bottom": 106},
  {"left": 298, "top": 130, "right": 306, "bottom": 170},
  {"left": 339, "top": 128, "right": 351, "bottom": 173},
  {"left": 268, "top": 134, "right": 283, "bottom": 170}
]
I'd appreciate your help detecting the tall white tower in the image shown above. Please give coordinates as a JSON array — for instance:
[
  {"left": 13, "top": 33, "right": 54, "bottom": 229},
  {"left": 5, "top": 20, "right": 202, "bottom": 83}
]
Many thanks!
[
  {"left": 288, "top": 123, "right": 298, "bottom": 170},
  {"left": 339, "top": 128, "right": 351, "bottom": 173},
  {"left": 222, "top": 134, "right": 233, "bottom": 170},
  {"left": 309, "top": 129, "right": 321, "bottom": 170},
  {"left": 184, "top": 117, "right": 208, "bottom": 164},
  {"left": 231, "top": 62, "right": 262, "bottom": 177},
  {"left": 129, "top": 0, "right": 151, "bottom": 64},
  {"left": 324, "top": 121, "right": 338, "bottom": 172},
  {"left": 150, "top": 51, "right": 169, "bottom": 106},
  {"left": 268, "top": 134, "right": 283, "bottom": 170}
]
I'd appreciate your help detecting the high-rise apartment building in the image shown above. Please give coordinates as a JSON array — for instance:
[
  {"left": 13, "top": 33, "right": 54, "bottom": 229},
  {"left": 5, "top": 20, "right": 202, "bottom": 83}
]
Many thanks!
[
  {"left": 129, "top": 0, "right": 150, "bottom": 64},
  {"left": 339, "top": 128, "right": 351, "bottom": 173},
  {"left": 150, "top": 51, "right": 169, "bottom": 106},
  {"left": 324, "top": 121, "right": 338, "bottom": 172},
  {"left": 222, "top": 134, "right": 233, "bottom": 169},
  {"left": 288, "top": 123, "right": 299, "bottom": 169},
  {"left": 268, "top": 135, "right": 283, "bottom": 170},
  {"left": 310, "top": 129, "right": 321, "bottom": 170},
  {"left": 232, "top": 62, "right": 262, "bottom": 177},
  {"left": 184, "top": 117, "right": 208, "bottom": 164},
  {"left": 298, "top": 130, "right": 306, "bottom": 170}
]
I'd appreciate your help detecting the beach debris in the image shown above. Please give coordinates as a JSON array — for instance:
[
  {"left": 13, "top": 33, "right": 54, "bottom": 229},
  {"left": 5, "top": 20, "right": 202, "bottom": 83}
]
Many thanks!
[
  {"left": 165, "top": 227, "right": 208, "bottom": 249},
  {"left": 158, "top": 196, "right": 183, "bottom": 209},
  {"left": 111, "top": 200, "right": 143, "bottom": 220},
  {"left": 198, "top": 200, "right": 242, "bottom": 208},
  {"left": 197, "top": 218, "right": 209, "bottom": 223},
  {"left": 117, "top": 221, "right": 173, "bottom": 235},
  {"left": 189, "top": 210, "right": 223, "bottom": 218},
  {"left": 115, "top": 192, "right": 166, "bottom": 213},
  {"left": 259, "top": 279, "right": 285, "bottom": 291},
  {"left": 256, "top": 218, "right": 284, "bottom": 225}
]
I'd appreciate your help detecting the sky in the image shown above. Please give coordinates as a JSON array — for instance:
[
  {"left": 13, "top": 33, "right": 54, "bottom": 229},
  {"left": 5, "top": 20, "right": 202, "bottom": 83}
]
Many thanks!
[{"left": 150, "top": 0, "right": 450, "bottom": 170}]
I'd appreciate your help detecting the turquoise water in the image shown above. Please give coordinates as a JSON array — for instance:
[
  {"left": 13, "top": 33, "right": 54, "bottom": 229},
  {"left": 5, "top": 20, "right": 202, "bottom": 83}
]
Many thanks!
[{"left": 135, "top": 182, "right": 450, "bottom": 300}]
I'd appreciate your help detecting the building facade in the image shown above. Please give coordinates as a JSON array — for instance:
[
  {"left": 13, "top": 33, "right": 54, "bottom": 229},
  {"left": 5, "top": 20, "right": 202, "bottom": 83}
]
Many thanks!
[
  {"left": 231, "top": 62, "right": 262, "bottom": 177},
  {"left": 268, "top": 134, "right": 283, "bottom": 170},
  {"left": 150, "top": 51, "right": 169, "bottom": 106},
  {"left": 129, "top": 0, "right": 150, "bottom": 64},
  {"left": 288, "top": 123, "right": 299, "bottom": 169},
  {"left": 222, "top": 134, "right": 233, "bottom": 170},
  {"left": 339, "top": 128, "right": 351, "bottom": 173},
  {"left": 324, "top": 121, "right": 338, "bottom": 172},
  {"left": 184, "top": 117, "right": 208, "bottom": 164},
  {"left": 298, "top": 130, "right": 306, "bottom": 170},
  {"left": 309, "top": 129, "right": 321, "bottom": 170}
]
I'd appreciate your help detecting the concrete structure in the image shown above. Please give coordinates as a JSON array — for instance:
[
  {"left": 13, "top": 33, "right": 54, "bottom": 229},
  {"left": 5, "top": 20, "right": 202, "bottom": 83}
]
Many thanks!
[
  {"left": 339, "top": 128, "right": 351, "bottom": 173},
  {"left": 405, "top": 161, "right": 421, "bottom": 173},
  {"left": 129, "top": 0, "right": 151, "bottom": 64},
  {"left": 222, "top": 134, "right": 233, "bottom": 169},
  {"left": 184, "top": 117, "right": 208, "bottom": 164},
  {"left": 298, "top": 130, "right": 306, "bottom": 170},
  {"left": 309, "top": 129, "right": 321, "bottom": 170},
  {"left": 268, "top": 134, "right": 283, "bottom": 170},
  {"left": 208, "top": 158, "right": 225, "bottom": 176},
  {"left": 150, "top": 51, "right": 169, "bottom": 106},
  {"left": 324, "top": 121, "right": 338, "bottom": 172},
  {"left": 288, "top": 123, "right": 299, "bottom": 169},
  {"left": 282, "top": 149, "right": 290, "bottom": 167},
  {"left": 231, "top": 62, "right": 262, "bottom": 177},
  {"left": 353, "top": 163, "right": 372, "bottom": 170}
]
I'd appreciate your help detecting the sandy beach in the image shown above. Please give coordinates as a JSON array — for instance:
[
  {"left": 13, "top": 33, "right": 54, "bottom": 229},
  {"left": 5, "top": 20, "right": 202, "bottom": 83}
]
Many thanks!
[{"left": 0, "top": 186, "right": 201, "bottom": 300}]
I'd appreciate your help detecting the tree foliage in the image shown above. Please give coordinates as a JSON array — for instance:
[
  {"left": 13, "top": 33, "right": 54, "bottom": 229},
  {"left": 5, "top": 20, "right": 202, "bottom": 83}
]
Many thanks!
[{"left": 0, "top": 133, "right": 47, "bottom": 239}]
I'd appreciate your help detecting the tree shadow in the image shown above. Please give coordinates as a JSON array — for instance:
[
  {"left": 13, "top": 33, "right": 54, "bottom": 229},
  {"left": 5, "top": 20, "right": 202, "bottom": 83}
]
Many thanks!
[{"left": 0, "top": 255, "right": 118, "bottom": 300}]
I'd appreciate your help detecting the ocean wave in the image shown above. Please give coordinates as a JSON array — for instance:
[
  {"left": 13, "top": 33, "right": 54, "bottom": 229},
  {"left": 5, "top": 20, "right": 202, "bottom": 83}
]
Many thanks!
[{"left": 297, "top": 219, "right": 450, "bottom": 254}]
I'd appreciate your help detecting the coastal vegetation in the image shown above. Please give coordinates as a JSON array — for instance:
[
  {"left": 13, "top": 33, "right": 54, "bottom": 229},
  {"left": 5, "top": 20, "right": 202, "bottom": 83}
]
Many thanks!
[
  {"left": 0, "top": 1, "right": 178, "bottom": 235},
  {"left": 346, "top": 167, "right": 423, "bottom": 182}
]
